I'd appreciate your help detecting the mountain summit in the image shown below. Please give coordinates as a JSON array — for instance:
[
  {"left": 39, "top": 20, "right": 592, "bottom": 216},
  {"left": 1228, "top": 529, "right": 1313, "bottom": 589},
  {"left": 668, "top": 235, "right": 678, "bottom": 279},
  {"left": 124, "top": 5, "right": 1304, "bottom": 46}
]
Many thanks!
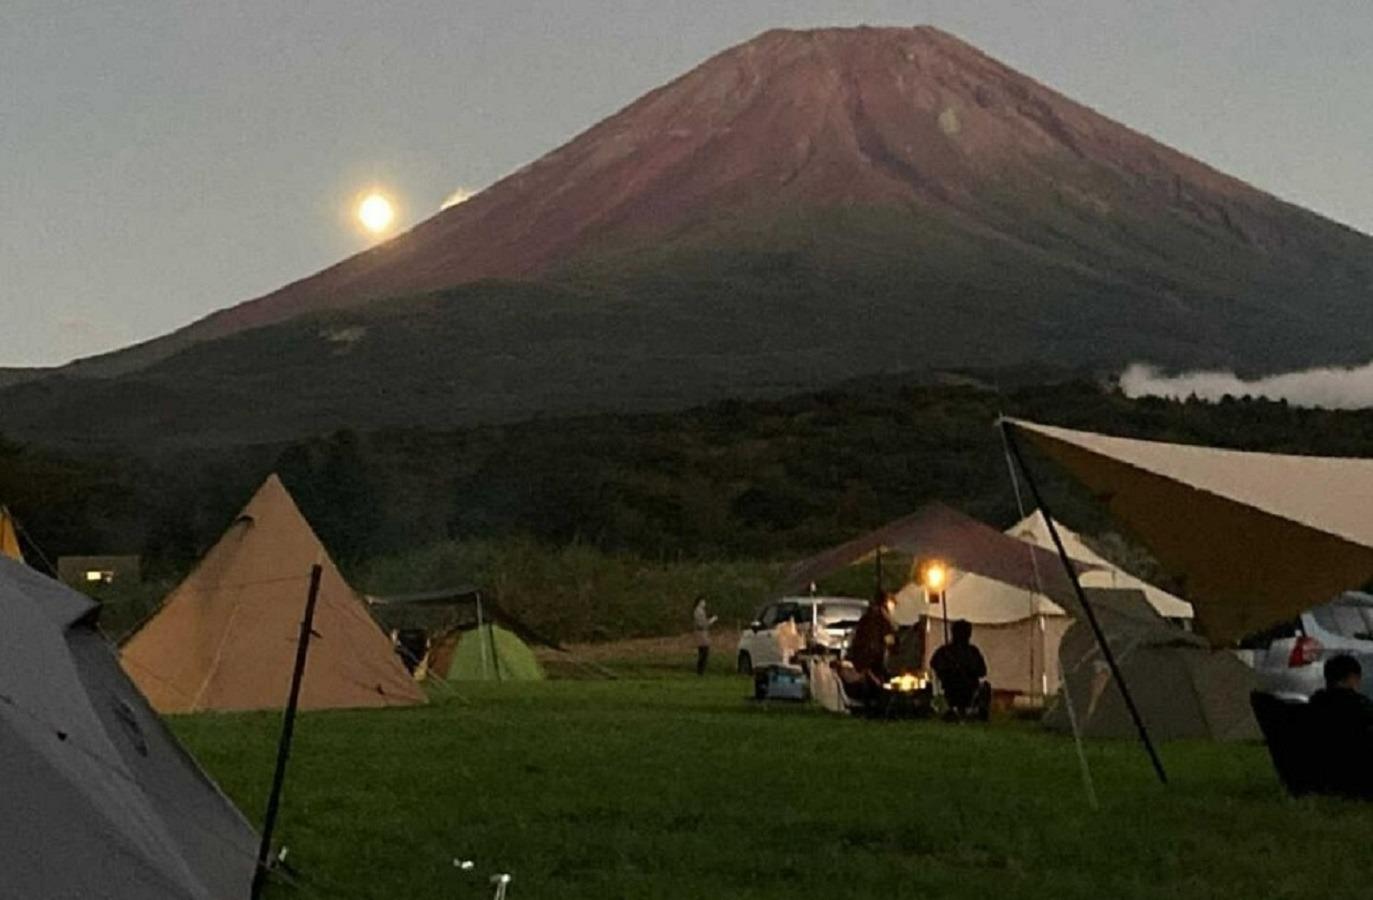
[{"left": 9, "top": 27, "right": 1373, "bottom": 444}]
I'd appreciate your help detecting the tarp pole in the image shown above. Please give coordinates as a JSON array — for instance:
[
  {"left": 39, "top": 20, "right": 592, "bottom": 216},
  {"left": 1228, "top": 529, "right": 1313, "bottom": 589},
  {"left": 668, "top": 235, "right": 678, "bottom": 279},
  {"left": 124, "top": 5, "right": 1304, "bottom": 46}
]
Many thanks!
[
  {"left": 252, "top": 563, "right": 323, "bottom": 899},
  {"left": 1000, "top": 421, "right": 1169, "bottom": 785},
  {"left": 939, "top": 590, "right": 949, "bottom": 646},
  {"left": 489, "top": 619, "right": 504, "bottom": 683},
  {"left": 476, "top": 594, "right": 490, "bottom": 680}
]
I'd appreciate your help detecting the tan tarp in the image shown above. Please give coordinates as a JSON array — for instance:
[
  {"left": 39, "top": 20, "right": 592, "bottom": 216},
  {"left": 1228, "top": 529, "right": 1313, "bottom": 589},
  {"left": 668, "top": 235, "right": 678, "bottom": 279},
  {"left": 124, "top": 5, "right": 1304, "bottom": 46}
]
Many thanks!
[
  {"left": 785, "top": 502, "right": 1093, "bottom": 607},
  {"left": 121, "top": 475, "right": 425, "bottom": 713},
  {"left": 1006, "top": 418, "right": 1373, "bottom": 644},
  {"left": 0, "top": 506, "right": 23, "bottom": 562},
  {"left": 1043, "top": 591, "right": 1259, "bottom": 741}
]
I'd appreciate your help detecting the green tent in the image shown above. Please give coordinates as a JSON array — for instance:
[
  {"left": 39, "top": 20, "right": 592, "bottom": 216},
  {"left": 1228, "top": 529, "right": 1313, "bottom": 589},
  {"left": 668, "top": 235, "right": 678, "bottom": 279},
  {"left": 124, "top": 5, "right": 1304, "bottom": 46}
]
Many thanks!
[
  {"left": 431, "top": 624, "right": 545, "bottom": 681},
  {"left": 366, "top": 586, "right": 562, "bottom": 682}
]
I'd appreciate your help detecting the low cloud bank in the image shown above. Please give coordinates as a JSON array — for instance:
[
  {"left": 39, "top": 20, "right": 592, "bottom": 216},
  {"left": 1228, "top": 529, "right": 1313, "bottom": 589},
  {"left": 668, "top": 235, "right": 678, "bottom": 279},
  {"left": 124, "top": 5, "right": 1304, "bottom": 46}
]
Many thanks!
[{"left": 1120, "top": 362, "right": 1373, "bottom": 410}]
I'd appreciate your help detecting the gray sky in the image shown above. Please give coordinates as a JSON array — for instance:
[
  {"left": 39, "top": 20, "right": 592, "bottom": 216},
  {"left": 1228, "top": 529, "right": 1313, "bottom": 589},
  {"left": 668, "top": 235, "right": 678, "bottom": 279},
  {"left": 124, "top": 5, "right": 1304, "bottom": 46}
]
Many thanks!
[{"left": 4, "top": 1, "right": 1371, "bottom": 367}]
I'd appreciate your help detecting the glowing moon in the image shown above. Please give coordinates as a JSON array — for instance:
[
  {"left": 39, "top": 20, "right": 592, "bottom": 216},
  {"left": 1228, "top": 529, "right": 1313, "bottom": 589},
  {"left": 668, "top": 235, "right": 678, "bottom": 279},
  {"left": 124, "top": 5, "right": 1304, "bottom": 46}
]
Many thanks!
[{"left": 357, "top": 193, "right": 396, "bottom": 234}]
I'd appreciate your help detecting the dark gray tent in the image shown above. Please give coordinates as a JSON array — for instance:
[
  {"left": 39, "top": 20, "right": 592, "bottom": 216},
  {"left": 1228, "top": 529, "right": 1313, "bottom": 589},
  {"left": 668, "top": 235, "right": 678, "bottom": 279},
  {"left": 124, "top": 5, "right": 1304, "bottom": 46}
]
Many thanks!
[
  {"left": 0, "top": 556, "right": 257, "bottom": 898},
  {"left": 1044, "top": 589, "right": 1260, "bottom": 742}
]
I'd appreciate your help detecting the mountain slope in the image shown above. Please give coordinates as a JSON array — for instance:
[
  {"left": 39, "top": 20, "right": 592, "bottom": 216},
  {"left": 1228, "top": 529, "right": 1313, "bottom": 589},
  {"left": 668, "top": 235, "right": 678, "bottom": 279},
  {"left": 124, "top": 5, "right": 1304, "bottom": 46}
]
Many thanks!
[{"left": 6, "top": 25, "right": 1373, "bottom": 446}]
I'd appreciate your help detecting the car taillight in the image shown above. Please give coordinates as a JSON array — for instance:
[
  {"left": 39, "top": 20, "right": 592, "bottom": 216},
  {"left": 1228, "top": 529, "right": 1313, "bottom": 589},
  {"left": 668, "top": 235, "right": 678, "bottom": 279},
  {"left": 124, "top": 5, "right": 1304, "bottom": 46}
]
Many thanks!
[{"left": 1288, "top": 636, "right": 1322, "bottom": 667}]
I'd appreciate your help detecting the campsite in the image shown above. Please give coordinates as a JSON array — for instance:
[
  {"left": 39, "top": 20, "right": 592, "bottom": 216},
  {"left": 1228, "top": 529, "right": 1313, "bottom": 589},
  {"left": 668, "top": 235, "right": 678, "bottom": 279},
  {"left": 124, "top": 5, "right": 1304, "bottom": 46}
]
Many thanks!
[
  {"left": 10, "top": 8, "right": 1373, "bottom": 899},
  {"left": 11, "top": 409, "right": 1373, "bottom": 897}
]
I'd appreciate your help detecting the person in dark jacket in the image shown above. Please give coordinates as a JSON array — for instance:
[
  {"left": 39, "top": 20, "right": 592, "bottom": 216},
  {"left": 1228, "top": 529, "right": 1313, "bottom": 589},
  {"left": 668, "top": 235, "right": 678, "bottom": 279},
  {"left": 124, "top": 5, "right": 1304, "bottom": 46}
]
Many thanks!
[
  {"left": 930, "top": 619, "right": 990, "bottom": 721},
  {"left": 1309, "top": 654, "right": 1373, "bottom": 797},
  {"left": 846, "top": 592, "right": 897, "bottom": 684}
]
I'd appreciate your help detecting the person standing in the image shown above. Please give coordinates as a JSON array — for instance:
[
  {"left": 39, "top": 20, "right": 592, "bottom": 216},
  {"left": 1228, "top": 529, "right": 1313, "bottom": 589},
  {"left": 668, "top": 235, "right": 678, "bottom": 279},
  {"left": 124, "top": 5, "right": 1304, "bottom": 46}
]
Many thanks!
[{"left": 693, "top": 596, "right": 718, "bottom": 676}]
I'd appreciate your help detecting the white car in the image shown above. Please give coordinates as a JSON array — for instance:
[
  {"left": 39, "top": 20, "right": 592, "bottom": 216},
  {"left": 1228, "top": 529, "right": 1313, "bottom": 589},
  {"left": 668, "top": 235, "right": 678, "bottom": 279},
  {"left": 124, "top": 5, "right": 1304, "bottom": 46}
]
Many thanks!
[{"left": 737, "top": 596, "right": 868, "bottom": 674}]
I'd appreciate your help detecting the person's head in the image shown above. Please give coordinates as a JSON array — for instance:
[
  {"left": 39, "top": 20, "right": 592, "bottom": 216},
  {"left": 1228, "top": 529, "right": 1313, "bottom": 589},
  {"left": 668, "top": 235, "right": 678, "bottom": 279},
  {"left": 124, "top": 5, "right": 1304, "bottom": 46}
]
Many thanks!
[
  {"left": 951, "top": 619, "right": 973, "bottom": 645},
  {"left": 1325, "top": 653, "right": 1362, "bottom": 690},
  {"left": 693, "top": 595, "right": 706, "bottom": 612}
]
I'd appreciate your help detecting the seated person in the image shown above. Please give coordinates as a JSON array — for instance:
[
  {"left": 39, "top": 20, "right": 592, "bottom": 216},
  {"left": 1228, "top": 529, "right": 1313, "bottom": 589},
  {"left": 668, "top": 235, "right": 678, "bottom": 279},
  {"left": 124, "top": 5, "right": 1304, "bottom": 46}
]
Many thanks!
[
  {"left": 843, "top": 592, "right": 897, "bottom": 697},
  {"left": 930, "top": 619, "right": 991, "bottom": 721},
  {"left": 1309, "top": 654, "right": 1373, "bottom": 798}
]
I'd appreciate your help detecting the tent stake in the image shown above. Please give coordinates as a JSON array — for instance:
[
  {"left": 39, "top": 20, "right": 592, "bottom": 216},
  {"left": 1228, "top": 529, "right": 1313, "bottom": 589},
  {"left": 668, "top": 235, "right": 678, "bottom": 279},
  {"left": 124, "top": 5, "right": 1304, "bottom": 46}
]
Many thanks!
[
  {"left": 1000, "top": 422, "right": 1169, "bottom": 786},
  {"left": 251, "top": 563, "right": 323, "bottom": 899}
]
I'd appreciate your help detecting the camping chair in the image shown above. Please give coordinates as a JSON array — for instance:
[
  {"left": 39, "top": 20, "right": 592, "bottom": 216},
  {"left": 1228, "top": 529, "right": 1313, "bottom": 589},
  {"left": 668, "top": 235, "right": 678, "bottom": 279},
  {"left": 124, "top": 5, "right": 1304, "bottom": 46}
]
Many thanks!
[
  {"left": 1250, "top": 691, "right": 1320, "bottom": 796},
  {"left": 832, "top": 661, "right": 884, "bottom": 716}
]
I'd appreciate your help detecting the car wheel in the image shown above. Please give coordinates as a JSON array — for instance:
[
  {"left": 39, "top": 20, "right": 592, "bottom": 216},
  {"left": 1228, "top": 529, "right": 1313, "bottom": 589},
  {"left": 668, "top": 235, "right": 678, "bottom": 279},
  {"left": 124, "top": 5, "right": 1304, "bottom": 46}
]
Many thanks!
[{"left": 737, "top": 651, "right": 753, "bottom": 675}]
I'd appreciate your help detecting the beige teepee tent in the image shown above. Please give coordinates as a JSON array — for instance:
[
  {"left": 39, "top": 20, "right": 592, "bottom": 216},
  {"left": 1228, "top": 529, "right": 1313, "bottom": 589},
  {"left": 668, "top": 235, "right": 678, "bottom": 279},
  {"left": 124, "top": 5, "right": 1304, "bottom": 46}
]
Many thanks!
[
  {"left": 1, "top": 506, "right": 24, "bottom": 562},
  {"left": 122, "top": 475, "right": 425, "bottom": 713}
]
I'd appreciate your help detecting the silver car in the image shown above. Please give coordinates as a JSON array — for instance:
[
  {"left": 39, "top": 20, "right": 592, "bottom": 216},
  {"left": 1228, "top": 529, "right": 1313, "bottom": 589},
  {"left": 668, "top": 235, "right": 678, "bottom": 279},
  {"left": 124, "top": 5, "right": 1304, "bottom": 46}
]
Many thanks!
[{"left": 1238, "top": 592, "right": 1373, "bottom": 701}]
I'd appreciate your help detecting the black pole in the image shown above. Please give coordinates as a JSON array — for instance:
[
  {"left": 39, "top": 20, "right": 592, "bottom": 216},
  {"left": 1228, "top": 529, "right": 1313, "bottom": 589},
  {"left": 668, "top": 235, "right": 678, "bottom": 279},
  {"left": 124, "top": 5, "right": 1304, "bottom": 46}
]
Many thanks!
[
  {"left": 875, "top": 547, "right": 884, "bottom": 595},
  {"left": 489, "top": 622, "right": 504, "bottom": 682},
  {"left": 1000, "top": 422, "right": 1169, "bottom": 786},
  {"left": 251, "top": 564, "right": 324, "bottom": 898},
  {"left": 940, "top": 591, "right": 950, "bottom": 647}
]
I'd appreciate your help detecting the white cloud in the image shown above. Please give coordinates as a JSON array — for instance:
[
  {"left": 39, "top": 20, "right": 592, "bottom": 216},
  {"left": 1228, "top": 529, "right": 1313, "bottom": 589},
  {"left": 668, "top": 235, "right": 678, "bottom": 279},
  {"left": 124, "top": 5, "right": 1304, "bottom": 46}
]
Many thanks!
[
  {"left": 440, "top": 187, "right": 475, "bottom": 210},
  {"left": 1120, "top": 361, "right": 1373, "bottom": 409}
]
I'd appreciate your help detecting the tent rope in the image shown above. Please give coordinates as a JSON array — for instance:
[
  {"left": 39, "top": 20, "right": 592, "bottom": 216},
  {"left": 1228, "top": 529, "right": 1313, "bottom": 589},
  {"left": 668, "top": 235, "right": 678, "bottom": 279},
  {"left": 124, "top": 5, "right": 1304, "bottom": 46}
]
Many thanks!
[
  {"left": 190, "top": 593, "right": 249, "bottom": 711},
  {"left": 1000, "top": 418, "right": 1099, "bottom": 811}
]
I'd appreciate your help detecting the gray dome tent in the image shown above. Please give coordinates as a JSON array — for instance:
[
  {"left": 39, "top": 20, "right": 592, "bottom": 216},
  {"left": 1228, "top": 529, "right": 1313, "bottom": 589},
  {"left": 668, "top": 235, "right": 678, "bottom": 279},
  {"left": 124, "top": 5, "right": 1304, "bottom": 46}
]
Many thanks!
[
  {"left": 1045, "top": 589, "right": 1259, "bottom": 742},
  {"left": 0, "top": 556, "right": 257, "bottom": 898}
]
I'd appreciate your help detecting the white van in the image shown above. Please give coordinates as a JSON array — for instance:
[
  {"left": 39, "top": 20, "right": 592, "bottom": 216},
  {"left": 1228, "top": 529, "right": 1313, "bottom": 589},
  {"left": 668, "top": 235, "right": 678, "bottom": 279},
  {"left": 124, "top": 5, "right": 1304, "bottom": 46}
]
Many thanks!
[{"left": 736, "top": 596, "right": 868, "bottom": 673}]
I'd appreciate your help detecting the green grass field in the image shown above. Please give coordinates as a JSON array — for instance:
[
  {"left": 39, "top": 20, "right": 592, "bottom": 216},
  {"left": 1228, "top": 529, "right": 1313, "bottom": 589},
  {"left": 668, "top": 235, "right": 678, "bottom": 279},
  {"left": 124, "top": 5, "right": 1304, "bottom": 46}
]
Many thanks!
[{"left": 172, "top": 673, "right": 1373, "bottom": 900}]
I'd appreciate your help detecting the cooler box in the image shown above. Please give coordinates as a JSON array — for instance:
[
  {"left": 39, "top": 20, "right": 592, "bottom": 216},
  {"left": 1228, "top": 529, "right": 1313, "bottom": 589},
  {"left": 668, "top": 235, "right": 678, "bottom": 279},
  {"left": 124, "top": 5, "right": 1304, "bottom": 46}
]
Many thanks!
[{"left": 754, "top": 664, "right": 808, "bottom": 701}]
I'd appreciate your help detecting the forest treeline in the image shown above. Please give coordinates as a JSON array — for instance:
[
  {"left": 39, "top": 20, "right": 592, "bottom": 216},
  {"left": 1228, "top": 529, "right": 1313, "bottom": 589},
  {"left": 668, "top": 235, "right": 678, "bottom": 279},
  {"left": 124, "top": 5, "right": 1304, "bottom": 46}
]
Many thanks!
[{"left": 2, "top": 377, "right": 1361, "bottom": 582}]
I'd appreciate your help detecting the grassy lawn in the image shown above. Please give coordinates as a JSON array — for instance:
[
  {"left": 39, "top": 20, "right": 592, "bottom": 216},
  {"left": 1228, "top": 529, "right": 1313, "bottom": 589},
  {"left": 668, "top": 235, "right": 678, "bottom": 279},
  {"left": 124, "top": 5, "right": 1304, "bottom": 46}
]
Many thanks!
[{"left": 172, "top": 674, "right": 1373, "bottom": 899}]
